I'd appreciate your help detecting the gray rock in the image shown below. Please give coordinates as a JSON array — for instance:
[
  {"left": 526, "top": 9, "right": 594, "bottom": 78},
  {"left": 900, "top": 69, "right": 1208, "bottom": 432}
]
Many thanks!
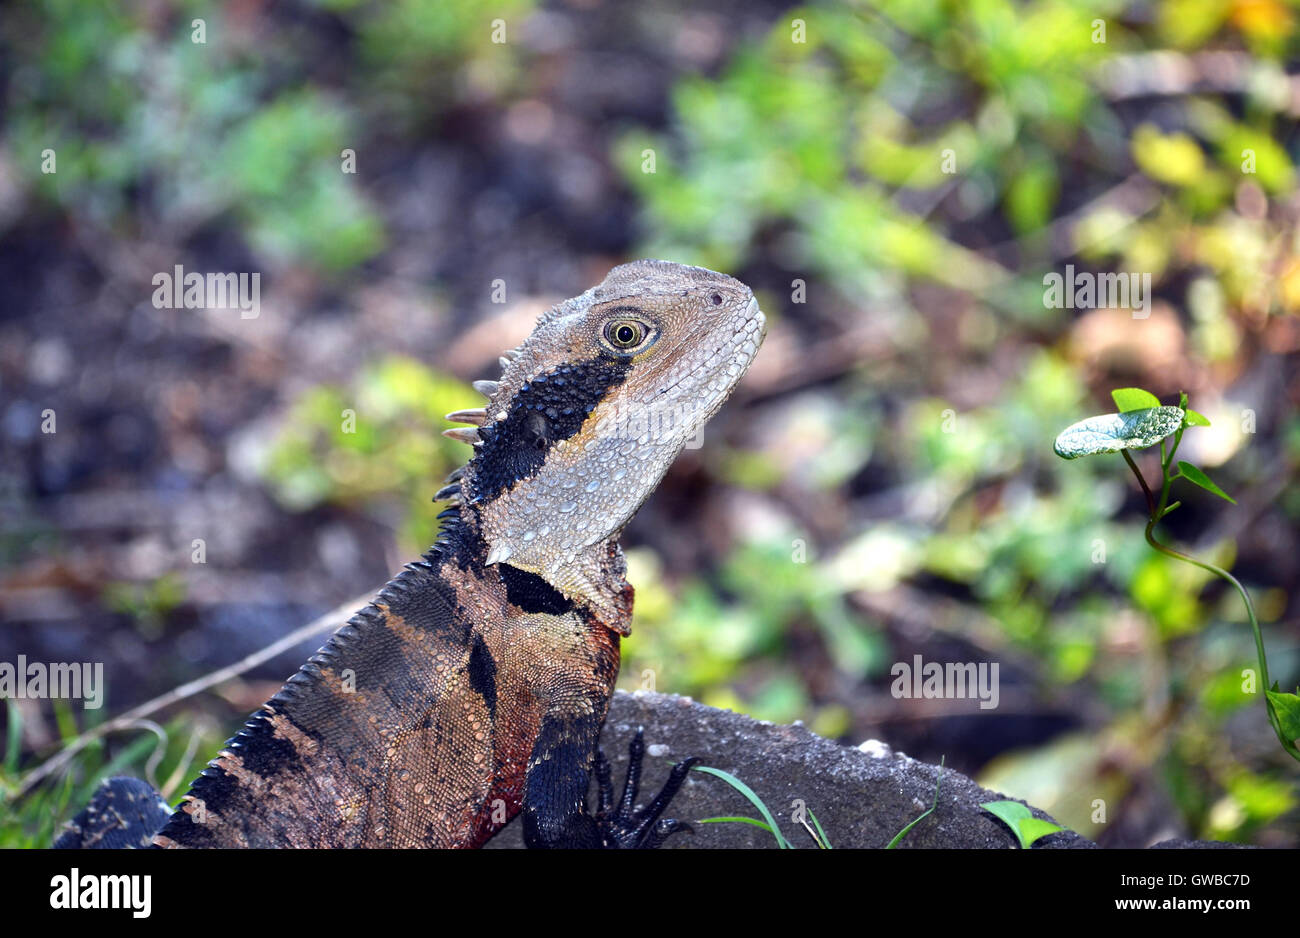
[{"left": 487, "top": 689, "right": 1091, "bottom": 849}]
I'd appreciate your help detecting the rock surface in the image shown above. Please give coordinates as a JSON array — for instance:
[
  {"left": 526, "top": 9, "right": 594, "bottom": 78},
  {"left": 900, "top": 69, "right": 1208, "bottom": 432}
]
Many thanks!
[{"left": 488, "top": 689, "right": 1094, "bottom": 849}]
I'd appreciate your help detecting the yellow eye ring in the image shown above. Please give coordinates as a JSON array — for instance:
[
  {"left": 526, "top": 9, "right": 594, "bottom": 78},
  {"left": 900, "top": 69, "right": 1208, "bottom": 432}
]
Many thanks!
[{"left": 604, "top": 319, "right": 650, "bottom": 351}]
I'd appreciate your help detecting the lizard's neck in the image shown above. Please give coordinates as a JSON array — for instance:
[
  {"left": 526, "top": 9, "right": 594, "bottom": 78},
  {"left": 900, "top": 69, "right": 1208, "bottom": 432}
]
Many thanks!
[{"left": 437, "top": 494, "right": 633, "bottom": 635}]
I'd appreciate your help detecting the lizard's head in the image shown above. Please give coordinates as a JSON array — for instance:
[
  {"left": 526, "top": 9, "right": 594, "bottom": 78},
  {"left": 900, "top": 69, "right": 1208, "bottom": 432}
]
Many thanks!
[{"left": 447, "top": 259, "right": 765, "bottom": 606}]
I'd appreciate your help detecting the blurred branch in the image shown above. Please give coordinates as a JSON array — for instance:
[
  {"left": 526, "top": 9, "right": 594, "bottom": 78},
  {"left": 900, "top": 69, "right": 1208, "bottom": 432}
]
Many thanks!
[
  {"left": 976, "top": 173, "right": 1161, "bottom": 266},
  {"left": 15, "top": 589, "right": 374, "bottom": 799},
  {"left": 1095, "top": 51, "right": 1300, "bottom": 116}
]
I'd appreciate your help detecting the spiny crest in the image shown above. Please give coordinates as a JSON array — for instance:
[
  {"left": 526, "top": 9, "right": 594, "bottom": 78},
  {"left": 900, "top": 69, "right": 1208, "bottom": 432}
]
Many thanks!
[
  {"left": 438, "top": 347, "right": 523, "bottom": 477},
  {"left": 430, "top": 347, "right": 523, "bottom": 550}
]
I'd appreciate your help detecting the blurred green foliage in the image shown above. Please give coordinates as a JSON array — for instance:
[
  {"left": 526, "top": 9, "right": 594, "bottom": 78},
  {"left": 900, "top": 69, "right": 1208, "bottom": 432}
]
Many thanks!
[
  {"left": 8, "top": 2, "right": 382, "bottom": 269},
  {"left": 102, "top": 574, "right": 188, "bottom": 641},
  {"left": 262, "top": 357, "right": 474, "bottom": 551},
  {"left": 4, "top": 0, "right": 536, "bottom": 271}
]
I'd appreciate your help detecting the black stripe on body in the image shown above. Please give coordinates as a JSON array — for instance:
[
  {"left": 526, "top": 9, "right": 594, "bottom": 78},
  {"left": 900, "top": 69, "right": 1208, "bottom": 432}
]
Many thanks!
[
  {"left": 467, "top": 632, "right": 498, "bottom": 721},
  {"left": 227, "top": 706, "right": 306, "bottom": 778},
  {"left": 498, "top": 562, "right": 574, "bottom": 615}
]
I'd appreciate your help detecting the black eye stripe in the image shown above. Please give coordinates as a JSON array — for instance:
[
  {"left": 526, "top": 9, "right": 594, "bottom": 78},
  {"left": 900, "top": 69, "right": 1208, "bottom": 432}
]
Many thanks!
[{"left": 470, "top": 357, "right": 632, "bottom": 502}]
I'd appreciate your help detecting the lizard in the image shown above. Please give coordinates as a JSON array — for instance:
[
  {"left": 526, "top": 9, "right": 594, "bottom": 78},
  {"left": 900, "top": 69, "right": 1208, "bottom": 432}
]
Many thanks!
[{"left": 57, "top": 259, "right": 766, "bottom": 849}]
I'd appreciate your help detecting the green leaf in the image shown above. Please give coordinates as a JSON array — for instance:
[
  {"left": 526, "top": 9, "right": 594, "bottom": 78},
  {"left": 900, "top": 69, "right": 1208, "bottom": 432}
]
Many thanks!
[
  {"left": 980, "top": 800, "right": 1065, "bottom": 848},
  {"left": 1006, "top": 157, "right": 1059, "bottom": 234},
  {"left": 692, "top": 764, "right": 791, "bottom": 848},
  {"left": 1017, "top": 817, "right": 1067, "bottom": 847},
  {"left": 1110, "top": 388, "right": 1161, "bottom": 412},
  {"left": 1265, "top": 689, "right": 1300, "bottom": 745},
  {"left": 981, "top": 799, "right": 1031, "bottom": 829},
  {"left": 1183, "top": 409, "right": 1211, "bottom": 427},
  {"left": 1053, "top": 407, "right": 1185, "bottom": 459},
  {"left": 1176, "top": 461, "right": 1236, "bottom": 503}
]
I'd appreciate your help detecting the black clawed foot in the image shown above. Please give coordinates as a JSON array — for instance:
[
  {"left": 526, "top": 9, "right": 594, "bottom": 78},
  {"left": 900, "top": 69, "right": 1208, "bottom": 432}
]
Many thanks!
[
  {"left": 642, "top": 817, "right": 694, "bottom": 850},
  {"left": 594, "top": 727, "right": 699, "bottom": 849}
]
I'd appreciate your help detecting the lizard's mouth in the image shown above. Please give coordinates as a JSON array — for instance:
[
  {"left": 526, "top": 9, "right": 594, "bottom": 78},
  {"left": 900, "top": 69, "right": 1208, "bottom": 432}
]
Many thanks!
[
  {"left": 733, "top": 295, "right": 766, "bottom": 376},
  {"left": 747, "top": 295, "right": 767, "bottom": 339}
]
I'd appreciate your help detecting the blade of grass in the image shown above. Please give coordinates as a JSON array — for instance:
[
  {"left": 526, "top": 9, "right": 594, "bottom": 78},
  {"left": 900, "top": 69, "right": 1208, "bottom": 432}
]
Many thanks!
[
  {"left": 696, "top": 816, "right": 776, "bottom": 834},
  {"left": 160, "top": 723, "right": 205, "bottom": 801},
  {"left": 692, "top": 764, "right": 791, "bottom": 848},
  {"left": 886, "top": 756, "right": 944, "bottom": 848},
  {"left": 74, "top": 728, "right": 163, "bottom": 807},
  {"left": 809, "top": 808, "right": 832, "bottom": 849}
]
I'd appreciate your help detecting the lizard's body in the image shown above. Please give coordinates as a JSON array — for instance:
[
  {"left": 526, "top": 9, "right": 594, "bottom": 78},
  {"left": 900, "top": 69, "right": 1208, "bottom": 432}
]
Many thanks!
[
  {"left": 64, "top": 260, "right": 765, "bottom": 849},
  {"left": 155, "top": 512, "right": 624, "bottom": 847}
]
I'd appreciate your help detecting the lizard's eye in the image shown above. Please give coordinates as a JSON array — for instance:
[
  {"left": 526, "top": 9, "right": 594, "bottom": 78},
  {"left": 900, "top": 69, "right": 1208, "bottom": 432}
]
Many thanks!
[{"left": 603, "top": 318, "right": 653, "bottom": 352}]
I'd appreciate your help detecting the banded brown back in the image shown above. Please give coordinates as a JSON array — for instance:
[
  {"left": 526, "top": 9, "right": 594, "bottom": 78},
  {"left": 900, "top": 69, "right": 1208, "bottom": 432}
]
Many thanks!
[{"left": 155, "top": 515, "right": 626, "bottom": 848}]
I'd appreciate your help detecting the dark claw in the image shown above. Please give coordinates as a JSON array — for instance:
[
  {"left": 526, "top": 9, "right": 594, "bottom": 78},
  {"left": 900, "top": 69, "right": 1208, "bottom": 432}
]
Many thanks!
[
  {"left": 642, "top": 818, "right": 694, "bottom": 850},
  {"left": 595, "top": 747, "right": 614, "bottom": 815},
  {"left": 594, "top": 727, "right": 698, "bottom": 849},
  {"left": 618, "top": 730, "right": 645, "bottom": 818}
]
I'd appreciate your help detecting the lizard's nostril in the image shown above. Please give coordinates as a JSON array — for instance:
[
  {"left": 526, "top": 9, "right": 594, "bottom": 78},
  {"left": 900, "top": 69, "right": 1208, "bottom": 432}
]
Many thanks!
[{"left": 710, "top": 293, "right": 723, "bottom": 306}]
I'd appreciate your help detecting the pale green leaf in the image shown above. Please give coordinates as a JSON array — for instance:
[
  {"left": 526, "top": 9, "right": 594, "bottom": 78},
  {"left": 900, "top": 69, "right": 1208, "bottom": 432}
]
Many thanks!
[
  {"left": 981, "top": 799, "right": 1031, "bottom": 828},
  {"left": 1110, "top": 387, "right": 1161, "bottom": 412},
  {"left": 1053, "top": 407, "right": 1184, "bottom": 459},
  {"left": 981, "top": 800, "right": 1064, "bottom": 848}
]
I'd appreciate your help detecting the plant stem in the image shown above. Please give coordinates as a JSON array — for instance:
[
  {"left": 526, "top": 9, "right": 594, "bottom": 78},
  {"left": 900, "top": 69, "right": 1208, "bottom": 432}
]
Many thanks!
[
  {"left": 1122, "top": 450, "right": 1155, "bottom": 515},
  {"left": 1142, "top": 522, "right": 1298, "bottom": 761},
  {"left": 1127, "top": 430, "right": 1299, "bottom": 763}
]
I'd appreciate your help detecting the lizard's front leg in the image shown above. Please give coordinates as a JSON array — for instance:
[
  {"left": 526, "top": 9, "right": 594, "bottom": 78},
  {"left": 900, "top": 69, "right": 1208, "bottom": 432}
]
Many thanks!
[
  {"left": 593, "top": 728, "right": 698, "bottom": 848},
  {"left": 522, "top": 711, "right": 696, "bottom": 849}
]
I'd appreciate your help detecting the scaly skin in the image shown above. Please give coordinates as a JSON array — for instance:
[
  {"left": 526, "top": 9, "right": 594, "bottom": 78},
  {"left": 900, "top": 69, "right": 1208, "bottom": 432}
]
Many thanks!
[{"left": 144, "top": 260, "right": 766, "bottom": 848}]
